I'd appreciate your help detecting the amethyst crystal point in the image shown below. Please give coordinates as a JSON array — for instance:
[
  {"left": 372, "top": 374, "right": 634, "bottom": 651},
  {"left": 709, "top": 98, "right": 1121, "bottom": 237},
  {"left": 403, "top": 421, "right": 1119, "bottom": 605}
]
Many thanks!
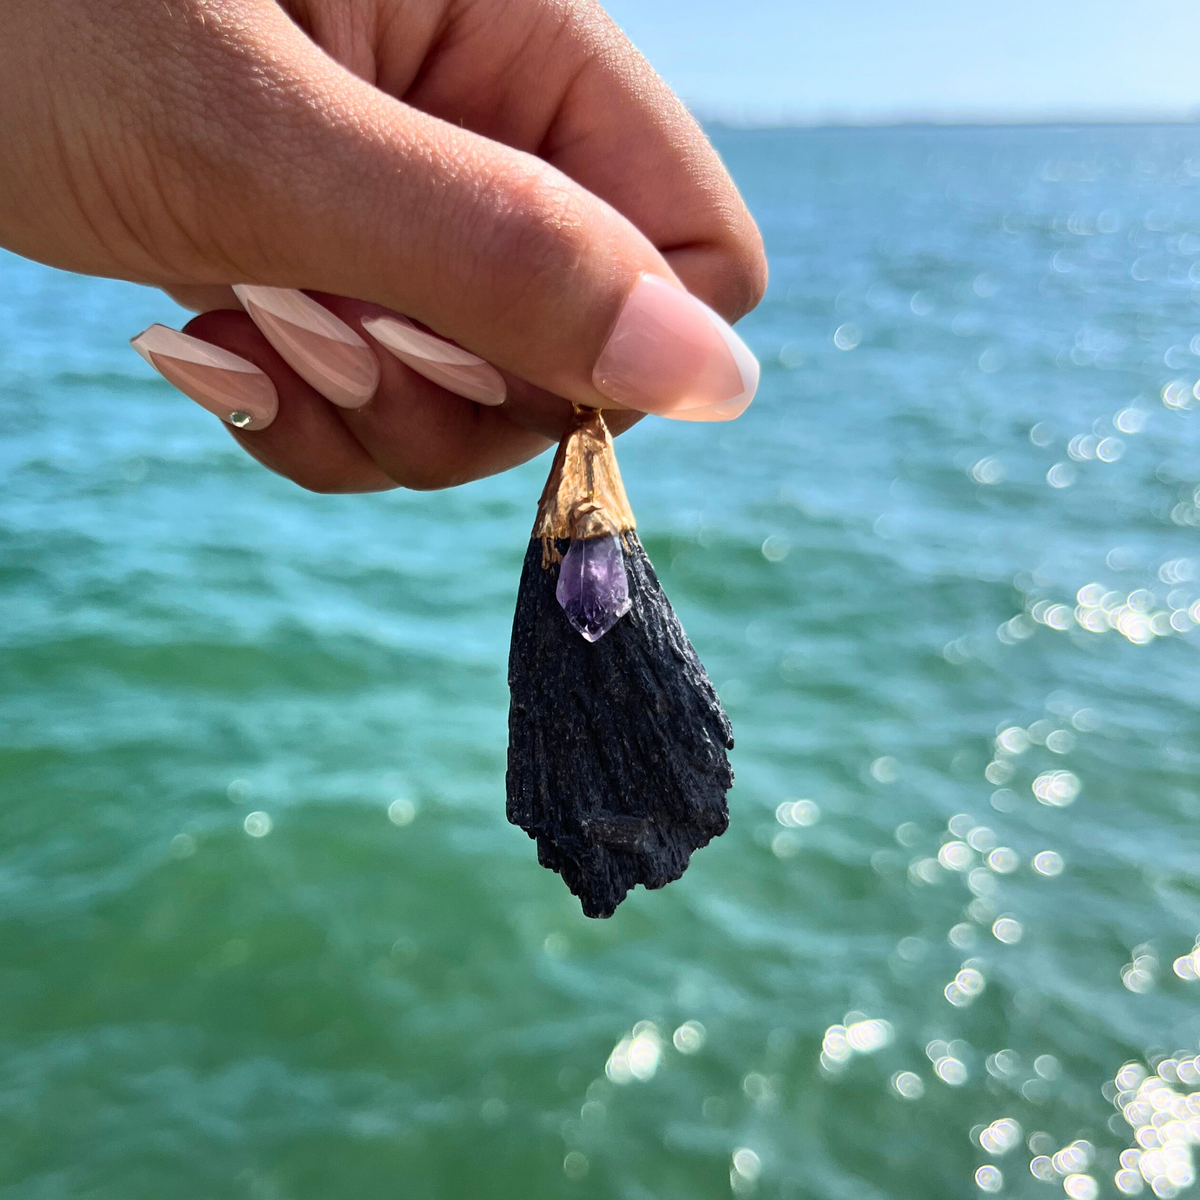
[{"left": 555, "top": 534, "right": 632, "bottom": 642}]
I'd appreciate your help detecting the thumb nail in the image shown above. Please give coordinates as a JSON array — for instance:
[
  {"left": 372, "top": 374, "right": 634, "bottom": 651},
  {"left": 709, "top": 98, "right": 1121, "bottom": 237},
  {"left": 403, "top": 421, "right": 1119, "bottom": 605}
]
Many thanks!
[{"left": 592, "top": 273, "right": 759, "bottom": 415}]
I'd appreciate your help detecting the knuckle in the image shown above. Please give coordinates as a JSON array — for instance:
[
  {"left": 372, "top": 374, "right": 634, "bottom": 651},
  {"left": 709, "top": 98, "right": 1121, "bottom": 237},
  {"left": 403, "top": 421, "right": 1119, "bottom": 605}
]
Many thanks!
[
  {"left": 733, "top": 242, "right": 769, "bottom": 317},
  {"left": 393, "top": 462, "right": 468, "bottom": 492},
  {"left": 287, "top": 465, "right": 392, "bottom": 495},
  {"left": 466, "top": 165, "right": 592, "bottom": 317},
  {"left": 714, "top": 222, "right": 768, "bottom": 321},
  {"left": 293, "top": 477, "right": 344, "bottom": 495},
  {"left": 399, "top": 475, "right": 450, "bottom": 493}
]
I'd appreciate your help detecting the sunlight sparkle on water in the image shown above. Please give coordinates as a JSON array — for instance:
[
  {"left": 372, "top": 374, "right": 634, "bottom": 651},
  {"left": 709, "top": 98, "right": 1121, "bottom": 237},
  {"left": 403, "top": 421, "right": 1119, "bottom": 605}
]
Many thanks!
[
  {"left": 975, "top": 1165, "right": 1003, "bottom": 1192},
  {"left": 1121, "top": 946, "right": 1158, "bottom": 994},
  {"left": 730, "top": 1147, "right": 761, "bottom": 1195},
  {"left": 870, "top": 757, "right": 899, "bottom": 783},
  {"left": 934, "top": 1056, "right": 968, "bottom": 1086},
  {"left": 987, "top": 847, "right": 1019, "bottom": 873},
  {"left": 978, "top": 1118, "right": 1022, "bottom": 1155},
  {"left": 821, "top": 1018, "right": 893, "bottom": 1073},
  {"left": 986, "top": 1050, "right": 1021, "bottom": 1081},
  {"left": 562, "top": 1151, "right": 588, "bottom": 1181},
  {"left": 1033, "top": 850, "right": 1065, "bottom": 876},
  {"left": 891, "top": 1071, "right": 925, "bottom": 1100},
  {"left": 938, "top": 841, "right": 973, "bottom": 871},
  {"left": 945, "top": 966, "right": 986, "bottom": 1008},
  {"left": 1172, "top": 941, "right": 1200, "bottom": 980},
  {"left": 1031, "top": 1156, "right": 1056, "bottom": 1181},
  {"left": 243, "top": 811, "right": 272, "bottom": 838},
  {"left": 605, "top": 1023, "right": 663, "bottom": 1084},
  {"left": 1033, "top": 770, "right": 1081, "bottom": 807},
  {"left": 833, "top": 323, "right": 862, "bottom": 350},
  {"left": 1023, "top": 581, "right": 1197, "bottom": 643},
  {"left": 992, "top": 918, "right": 1023, "bottom": 945},
  {"left": 949, "top": 923, "right": 977, "bottom": 950},
  {"left": 775, "top": 799, "right": 820, "bottom": 827},
  {"left": 1110, "top": 1059, "right": 1200, "bottom": 1197},
  {"left": 387, "top": 797, "right": 417, "bottom": 826}
]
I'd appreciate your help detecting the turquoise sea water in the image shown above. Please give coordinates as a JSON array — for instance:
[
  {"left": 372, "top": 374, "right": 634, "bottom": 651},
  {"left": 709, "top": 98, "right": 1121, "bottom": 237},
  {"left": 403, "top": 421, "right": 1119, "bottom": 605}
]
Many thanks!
[{"left": 3, "top": 124, "right": 1200, "bottom": 1199}]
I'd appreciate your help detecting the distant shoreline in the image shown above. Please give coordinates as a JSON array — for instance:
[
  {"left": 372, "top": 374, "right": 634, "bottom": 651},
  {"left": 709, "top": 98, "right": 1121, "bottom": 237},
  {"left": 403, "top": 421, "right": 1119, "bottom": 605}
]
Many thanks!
[{"left": 701, "top": 116, "right": 1200, "bottom": 132}]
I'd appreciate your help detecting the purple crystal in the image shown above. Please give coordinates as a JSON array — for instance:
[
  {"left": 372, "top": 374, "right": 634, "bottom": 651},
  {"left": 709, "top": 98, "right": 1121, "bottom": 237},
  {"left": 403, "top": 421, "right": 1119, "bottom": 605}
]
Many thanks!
[{"left": 555, "top": 534, "right": 633, "bottom": 642}]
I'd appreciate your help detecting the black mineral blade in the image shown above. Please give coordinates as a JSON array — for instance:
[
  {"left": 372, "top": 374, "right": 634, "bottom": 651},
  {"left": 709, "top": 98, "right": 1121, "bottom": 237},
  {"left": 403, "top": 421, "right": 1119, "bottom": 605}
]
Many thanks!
[{"left": 507, "top": 534, "right": 733, "bottom": 918}]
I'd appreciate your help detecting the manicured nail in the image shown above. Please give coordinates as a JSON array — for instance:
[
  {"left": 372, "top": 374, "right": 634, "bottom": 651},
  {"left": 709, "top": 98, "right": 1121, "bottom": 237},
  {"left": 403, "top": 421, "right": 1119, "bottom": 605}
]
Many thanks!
[
  {"left": 232, "top": 285, "right": 379, "bottom": 409},
  {"left": 361, "top": 316, "right": 506, "bottom": 406},
  {"left": 130, "top": 325, "right": 277, "bottom": 430},
  {"left": 659, "top": 390, "right": 754, "bottom": 423},
  {"left": 592, "top": 273, "right": 759, "bottom": 415}
]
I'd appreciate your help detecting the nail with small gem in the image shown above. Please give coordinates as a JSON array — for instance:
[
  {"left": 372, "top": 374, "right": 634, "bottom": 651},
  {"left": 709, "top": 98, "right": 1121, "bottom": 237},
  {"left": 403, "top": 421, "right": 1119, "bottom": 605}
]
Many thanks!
[{"left": 130, "top": 325, "right": 278, "bottom": 430}]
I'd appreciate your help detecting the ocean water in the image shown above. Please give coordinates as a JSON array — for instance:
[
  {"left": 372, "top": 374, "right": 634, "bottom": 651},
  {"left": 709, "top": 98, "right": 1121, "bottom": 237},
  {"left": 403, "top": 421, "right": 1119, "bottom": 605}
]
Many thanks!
[{"left": 2, "top": 124, "right": 1200, "bottom": 1200}]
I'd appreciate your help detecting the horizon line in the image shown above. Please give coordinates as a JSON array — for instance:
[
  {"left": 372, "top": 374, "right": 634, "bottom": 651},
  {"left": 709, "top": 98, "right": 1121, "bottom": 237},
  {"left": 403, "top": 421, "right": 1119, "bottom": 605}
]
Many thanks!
[{"left": 694, "top": 110, "right": 1200, "bottom": 132}]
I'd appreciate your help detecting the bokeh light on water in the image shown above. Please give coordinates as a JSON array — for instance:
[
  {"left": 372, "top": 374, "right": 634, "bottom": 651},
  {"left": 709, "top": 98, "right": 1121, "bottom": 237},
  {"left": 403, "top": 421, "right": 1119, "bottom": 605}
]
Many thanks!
[{"left": 2, "top": 123, "right": 1200, "bottom": 1197}]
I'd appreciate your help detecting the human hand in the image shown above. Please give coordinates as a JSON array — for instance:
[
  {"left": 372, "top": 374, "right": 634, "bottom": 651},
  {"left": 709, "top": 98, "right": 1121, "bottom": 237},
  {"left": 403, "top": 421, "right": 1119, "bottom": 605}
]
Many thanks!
[{"left": 2, "top": 0, "right": 766, "bottom": 491}]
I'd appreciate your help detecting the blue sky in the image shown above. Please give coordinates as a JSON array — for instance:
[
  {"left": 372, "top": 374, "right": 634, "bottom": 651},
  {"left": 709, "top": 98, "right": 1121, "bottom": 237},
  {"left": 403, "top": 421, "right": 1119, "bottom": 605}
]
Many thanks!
[{"left": 602, "top": 0, "right": 1198, "bottom": 124}]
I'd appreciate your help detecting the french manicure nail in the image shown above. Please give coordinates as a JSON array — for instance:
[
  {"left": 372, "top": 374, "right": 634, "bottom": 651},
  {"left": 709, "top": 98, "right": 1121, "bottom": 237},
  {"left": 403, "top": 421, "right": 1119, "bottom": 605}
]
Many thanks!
[
  {"left": 130, "top": 325, "right": 277, "bottom": 430},
  {"left": 232, "top": 285, "right": 379, "bottom": 409},
  {"left": 658, "top": 389, "right": 754, "bottom": 423},
  {"left": 592, "top": 273, "right": 759, "bottom": 415},
  {"left": 361, "top": 316, "right": 506, "bottom": 406}
]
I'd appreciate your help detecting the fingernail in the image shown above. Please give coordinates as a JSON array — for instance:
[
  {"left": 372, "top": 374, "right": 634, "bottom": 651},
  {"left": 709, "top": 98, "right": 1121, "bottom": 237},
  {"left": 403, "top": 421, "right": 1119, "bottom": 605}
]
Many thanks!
[
  {"left": 232, "top": 285, "right": 379, "bottom": 409},
  {"left": 592, "top": 273, "right": 759, "bottom": 415},
  {"left": 131, "top": 325, "right": 277, "bottom": 430},
  {"left": 361, "top": 316, "right": 506, "bottom": 406},
  {"left": 659, "top": 390, "right": 754, "bottom": 423}
]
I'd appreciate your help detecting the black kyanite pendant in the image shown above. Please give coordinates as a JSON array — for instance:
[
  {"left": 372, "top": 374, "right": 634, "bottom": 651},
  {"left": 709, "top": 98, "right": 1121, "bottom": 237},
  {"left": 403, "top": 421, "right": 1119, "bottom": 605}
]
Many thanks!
[{"left": 506, "top": 409, "right": 733, "bottom": 918}]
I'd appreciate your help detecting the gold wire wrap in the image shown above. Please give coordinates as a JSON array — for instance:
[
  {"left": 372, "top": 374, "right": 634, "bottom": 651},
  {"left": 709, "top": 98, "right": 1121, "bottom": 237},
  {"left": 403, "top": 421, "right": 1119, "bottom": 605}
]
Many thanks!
[{"left": 531, "top": 407, "right": 636, "bottom": 565}]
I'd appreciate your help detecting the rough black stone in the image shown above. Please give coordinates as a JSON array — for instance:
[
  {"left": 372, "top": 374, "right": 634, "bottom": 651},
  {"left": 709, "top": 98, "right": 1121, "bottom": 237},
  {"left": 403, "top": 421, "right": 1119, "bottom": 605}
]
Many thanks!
[{"left": 507, "top": 534, "right": 734, "bottom": 918}]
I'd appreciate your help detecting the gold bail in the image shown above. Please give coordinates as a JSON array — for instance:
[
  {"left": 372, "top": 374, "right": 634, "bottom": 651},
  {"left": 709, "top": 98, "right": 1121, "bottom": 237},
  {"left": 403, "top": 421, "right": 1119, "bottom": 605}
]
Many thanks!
[{"left": 531, "top": 408, "right": 636, "bottom": 564}]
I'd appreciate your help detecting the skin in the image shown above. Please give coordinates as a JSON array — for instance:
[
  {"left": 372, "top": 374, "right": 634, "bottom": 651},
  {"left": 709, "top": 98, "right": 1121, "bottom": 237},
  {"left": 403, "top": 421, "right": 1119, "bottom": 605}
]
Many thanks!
[{"left": 1, "top": 0, "right": 767, "bottom": 492}]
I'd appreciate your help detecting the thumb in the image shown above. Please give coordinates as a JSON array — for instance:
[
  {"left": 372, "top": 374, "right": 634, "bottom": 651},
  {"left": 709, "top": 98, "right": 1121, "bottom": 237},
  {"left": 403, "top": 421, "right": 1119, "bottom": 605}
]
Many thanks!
[{"left": 211, "top": 18, "right": 759, "bottom": 418}]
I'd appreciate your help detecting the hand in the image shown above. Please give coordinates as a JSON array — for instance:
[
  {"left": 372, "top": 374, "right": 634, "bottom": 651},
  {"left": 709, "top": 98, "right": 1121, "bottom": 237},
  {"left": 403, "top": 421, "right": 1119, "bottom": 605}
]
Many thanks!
[{"left": 2, "top": 0, "right": 766, "bottom": 491}]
